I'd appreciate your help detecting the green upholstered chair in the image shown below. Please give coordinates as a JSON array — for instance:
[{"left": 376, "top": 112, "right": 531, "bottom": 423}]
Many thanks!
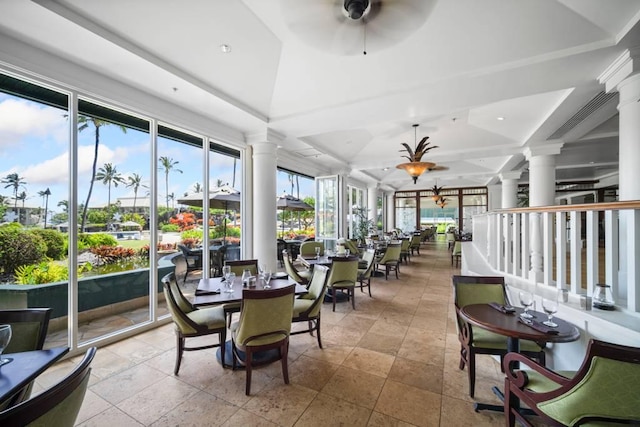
[
  {"left": 504, "top": 339, "right": 640, "bottom": 427},
  {"left": 223, "top": 259, "right": 259, "bottom": 326},
  {"left": 0, "top": 347, "right": 96, "bottom": 427},
  {"left": 300, "top": 241, "right": 324, "bottom": 258},
  {"left": 446, "top": 232, "right": 456, "bottom": 250},
  {"left": 326, "top": 257, "right": 359, "bottom": 312},
  {"left": 452, "top": 275, "right": 546, "bottom": 398},
  {"left": 409, "top": 234, "right": 422, "bottom": 255},
  {"left": 451, "top": 241, "right": 462, "bottom": 267},
  {"left": 344, "top": 239, "right": 360, "bottom": 256},
  {"left": 283, "top": 249, "right": 311, "bottom": 286},
  {"left": 400, "top": 238, "right": 411, "bottom": 264},
  {"left": 357, "top": 249, "right": 376, "bottom": 297},
  {"left": 291, "top": 265, "right": 330, "bottom": 348},
  {"left": 376, "top": 243, "right": 401, "bottom": 280},
  {"left": 231, "top": 285, "right": 295, "bottom": 395},
  {"left": 0, "top": 308, "right": 52, "bottom": 409},
  {"left": 162, "top": 273, "right": 227, "bottom": 374}
]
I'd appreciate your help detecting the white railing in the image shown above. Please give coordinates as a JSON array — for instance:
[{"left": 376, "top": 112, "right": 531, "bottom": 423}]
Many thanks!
[{"left": 471, "top": 201, "right": 640, "bottom": 314}]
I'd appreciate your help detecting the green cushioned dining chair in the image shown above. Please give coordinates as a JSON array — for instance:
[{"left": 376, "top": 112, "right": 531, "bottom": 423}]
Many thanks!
[
  {"left": 223, "top": 259, "right": 259, "bottom": 327},
  {"left": 376, "top": 243, "right": 401, "bottom": 280},
  {"left": 409, "top": 234, "right": 422, "bottom": 255},
  {"left": 283, "top": 249, "right": 311, "bottom": 286},
  {"left": 0, "top": 308, "right": 52, "bottom": 410},
  {"left": 231, "top": 285, "right": 295, "bottom": 395},
  {"left": 451, "top": 241, "right": 462, "bottom": 267},
  {"left": 504, "top": 339, "right": 640, "bottom": 427},
  {"left": 357, "top": 249, "right": 376, "bottom": 297},
  {"left": 291, "top": 265, "right": 330, "bottom": 348},
  {"left": 0, "top": 347, "right": 96, "bottom": 427},
  {"left": 326, "top": 257, "right": 359, "bottom": 312},
  {"left": 300, "top": 241, "right": 324, "bottom": 258},
  {"left": 400, "top": 238, "right": 411, "bottom": 264},
  {"left": 452, "top": 275, "right": 546, "bottom": 398},
  {"left": 162, "top": 273, "right": 227, "bottom": 374}
]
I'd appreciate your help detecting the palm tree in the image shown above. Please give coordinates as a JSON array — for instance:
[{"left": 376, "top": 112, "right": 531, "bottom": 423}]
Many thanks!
[
  {"left": 57, "top": 199, "right": 69, "bottom": 213},
  {"left": 168, "top": 192, "right": 176, "bottom": 209},
  {"left": 77, "top": 116, "right": 127, "bottom": 231},
  {"left": 16, "top": 191, "right": 27, "bottom": 207},
  {"left": 126, "top": 173, "right": 147, "bottom": 212},
  {"left": 1, "top": 172, "right": 26, "bottom": 213},
  {"left": 42, "top": 188, "right": 51, "bottom": 228},
  {"left": 95, "top": 162, "right": 125, "bottom": 209},
  {"left": 192, "top": 182, "right": 203, "bottom": 193},
  {"left": 215, "top": 178, "right": 224, "bottom": 188},
  {"left": 158, "top": 156, "right": 182, "bottom": 211}
]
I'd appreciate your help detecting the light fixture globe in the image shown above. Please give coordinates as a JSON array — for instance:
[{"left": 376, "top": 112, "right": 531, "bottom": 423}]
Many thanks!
[{"left": 396, "top": 161, "right": 435, "bottom": 184}]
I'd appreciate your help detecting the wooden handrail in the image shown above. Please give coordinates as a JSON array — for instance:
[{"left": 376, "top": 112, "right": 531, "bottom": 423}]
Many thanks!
[{"left": 497, "top": 200, "right": 640, "bottom": 214}]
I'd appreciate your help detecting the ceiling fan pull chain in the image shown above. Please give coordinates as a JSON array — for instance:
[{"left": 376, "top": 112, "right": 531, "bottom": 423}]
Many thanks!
[{"left": 363, "top": 18, "right": 367, "bottom": 55}]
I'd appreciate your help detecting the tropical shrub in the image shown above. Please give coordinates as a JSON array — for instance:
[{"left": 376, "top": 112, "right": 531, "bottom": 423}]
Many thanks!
[
  {"left": 180, "top": 237, "right": 200, "bottom": 248},
  {"left": 90, "top": 245, "right": 136, "bottom": 265},
  {"left": 161, "top": 224, "right": 180, "bottom": 232},
  {"left": 169, "top": 212, "right": 196, "bottom": 231},
  {"left": 14, "top": 261, "right": 68, "bottom": 284},
  {"left": 0, "top": 226, "right": 47, "bottom": 274},
  {"left": 78, "top": 233, "right": 117, "bottom": 250},
  {"left": 29, "top": 228, "right": 66, "bottom": 260}
]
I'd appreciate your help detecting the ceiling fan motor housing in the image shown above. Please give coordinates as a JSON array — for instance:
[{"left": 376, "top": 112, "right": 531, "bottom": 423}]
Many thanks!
[{"left": 344, "top": 0, "right": 369, "bottom": 20}]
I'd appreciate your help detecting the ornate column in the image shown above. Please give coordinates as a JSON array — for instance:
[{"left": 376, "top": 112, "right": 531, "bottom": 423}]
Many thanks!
[
  {"left": 524, "top": 143, "right": 563, "bottom": 283},
  {"left": 499, "top": 171, "right": 521, "bottom": 209},
  {"left": 599, "top": 48, "right": 640, "bottom": 311},
  {"left": 248, "top": 129, "right": 282, "bottom": 271}
]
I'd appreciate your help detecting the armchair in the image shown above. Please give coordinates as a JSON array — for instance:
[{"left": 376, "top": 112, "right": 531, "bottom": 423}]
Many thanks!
[
  {"left": 376, "top": 243, "right": 401, "bottom": 279},
  {"left": 300, "top": 241, "right": 324, "bottom": 258},
  {"left": 357, "top": 249, "right": 376, "bottom": 297},
  {"left": 504, "top": 339, "right": 640, "bottom": 427},
  {"left": 326, "top": 257, "right": 359, "bottom": 311},
  {"left": 283, "top": 249, "right": 311, "bottom": 286},
  {"left": 291, "top": 265, "right": 330, "bottom": 348}
]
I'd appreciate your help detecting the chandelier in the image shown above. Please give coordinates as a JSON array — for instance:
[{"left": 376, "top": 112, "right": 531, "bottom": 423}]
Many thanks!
[{"left": 396, "top": 124, "right": 439, "bottom": 184}]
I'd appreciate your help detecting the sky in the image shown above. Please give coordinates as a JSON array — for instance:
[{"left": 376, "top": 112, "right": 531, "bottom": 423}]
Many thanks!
[{"left": 0, "top": 93, "right": 314, "bottom": 219}]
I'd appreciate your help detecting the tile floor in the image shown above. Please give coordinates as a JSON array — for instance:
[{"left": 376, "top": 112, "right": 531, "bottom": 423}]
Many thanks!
[{"left": 34, "top": 240, "right": 521, "bottom": 426}]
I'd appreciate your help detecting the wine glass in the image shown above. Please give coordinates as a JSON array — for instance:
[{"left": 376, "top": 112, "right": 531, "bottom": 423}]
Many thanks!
[
  {"left": 345, "top": 249, "right": 350, "bottom": 257},
  {"left": 225, "top": 272, "right": 236, "bottom": 293},
  {"left": 264, "top": 270, "right": 272, "bottom": 289},
  {"left": 315, "top": 247, "right": 320, "bottom": 259},
  {"left": 519, "top": 291, "right": 534, "bottom": 319},
  {"left": 542, "top": 291, "right": 560, "bottom": 327},
  {"left": 222, "top": 265, "right": 231, "bottom": 282},
  {"left": 0, "top": 324, "right": 12, "bottom": 366},
  {"left": 258, "top": 263, "right": 266, "bottom": 279}
]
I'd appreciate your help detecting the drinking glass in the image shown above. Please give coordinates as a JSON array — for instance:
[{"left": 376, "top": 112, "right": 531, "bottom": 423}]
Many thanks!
[
  {"left": 315, "top": 247, "right": 320, "bottom": 259},
  {"left": 0, "top": 324, "right": 12, "bottom": 366},
  {"left": 345, "top": 249, "right": 350, "bottom": 257},
  {"left": 222, "top": 265, "right": 231, "bottom": 282},
  {"left": 542, "top": 291, "right": 560, "bottom": 327},
  {"left": 258, "top": 263, "right": 266, "bottom": 279},
  {"left": 519, "top": 291, "right": 534, "bottom": 319},
  {"left": 264, "top": 270, "right": 272, "bottom": 289},
  {"left": 225, "top": 272, "right": 236, "bottom": 293}
]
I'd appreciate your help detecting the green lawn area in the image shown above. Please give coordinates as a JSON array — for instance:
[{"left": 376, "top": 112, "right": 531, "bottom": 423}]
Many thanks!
[{"left": 117, "top": 239, "right": 150, "bottom": 250}]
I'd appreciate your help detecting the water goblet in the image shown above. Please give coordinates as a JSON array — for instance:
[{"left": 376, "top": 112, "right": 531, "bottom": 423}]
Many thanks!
[
  {"left": 542, "top": 291, "right": 560, "bottom": 327},
  {"left": 315, "top": 247, "right": 320, "bottom": 259},
  {"left": 225, "top": 272, "right": 236, "bottom": 293},
  {"left": 519, "top": 291, "right": 534, "bottom": 319},
  {"left": 345, "top": 249, "right": 350, "bottom": 257},
  {"left": 258, "top": 263, "right": 266, "bottom": 279},
  {"left": 222, "top": 265, "right": 231, "bottom": 282},
  {"left": 264, "top": 270, "right": 272, "bottom": 289},
  {"left": 0, "top": 324, "right": 12, "bottom": 366}
]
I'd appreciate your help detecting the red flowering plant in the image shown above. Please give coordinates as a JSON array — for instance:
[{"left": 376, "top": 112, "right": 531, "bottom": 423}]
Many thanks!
[{"left": 169, "top": 212, "right": 197, "bottom": 231}]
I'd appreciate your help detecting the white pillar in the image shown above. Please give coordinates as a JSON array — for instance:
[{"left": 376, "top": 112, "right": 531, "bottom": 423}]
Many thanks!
[
  {"left": 524, "top": 143, "right": 563, "bottom": 207},
  {"left": 368, "top": 185, "right": 378, "bottom": 233},
  {"left": 599, "top": 48, "right": 640, "bottom": 311},
  {"left": 386, "top": 191, "right": 394, "bottom": 232},
  {"left": 248, "top": 130, "right": 281, "bottom": 271},
  {"left": 487, "top": 184, "right": 502, "bottom": 212},
  {"left": 499, "top": 171, "right": 521, "bottom": 209}
]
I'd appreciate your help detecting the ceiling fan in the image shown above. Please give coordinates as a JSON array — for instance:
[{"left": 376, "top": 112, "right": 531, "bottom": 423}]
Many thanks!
[{"left": 281, "top": 0, "right": 436, "bottom": 55}]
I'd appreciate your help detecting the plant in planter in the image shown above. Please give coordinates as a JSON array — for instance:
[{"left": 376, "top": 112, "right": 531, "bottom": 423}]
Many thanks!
[{"left": 352, "top": 207, "right": 375, "bottom": 245}]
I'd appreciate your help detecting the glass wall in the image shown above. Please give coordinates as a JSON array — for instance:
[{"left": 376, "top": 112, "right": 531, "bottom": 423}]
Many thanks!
[
  {"left": 316, "top": 175, "right": 339, "bottom": 249},
  {"left": 347, "top": 185, "right": 365, "bottom": 240},
  {"left": 276, "top": 168, "right": 315, "bottom": 239},
  {"left": 395, "top": 197, "right": 417, "bottom": 233}
]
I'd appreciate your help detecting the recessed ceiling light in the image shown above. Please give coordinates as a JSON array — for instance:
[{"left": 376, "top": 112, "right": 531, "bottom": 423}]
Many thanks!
[
  {"left": 497, "top": 117, "right": 505, "bottom": 121},
  {"left": 220, "top": 44, "right": 231, "bottom": 53}
]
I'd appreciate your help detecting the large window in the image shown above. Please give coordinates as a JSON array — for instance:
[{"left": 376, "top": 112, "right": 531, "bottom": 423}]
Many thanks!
[{"left": 276, "top": 168, "right": 315, "bottom": 238}]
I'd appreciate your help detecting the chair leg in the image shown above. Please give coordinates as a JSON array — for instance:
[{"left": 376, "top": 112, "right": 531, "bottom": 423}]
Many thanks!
[
  {"left": 504, "top": 378, "right": 517, "bottom": 427},
  {"left": 316, "top": 316, "right": 323, "bottom": 349},
  {"left": 174, "top": 333, "right": 184, "bottom": 375},
  {"left": 459, "top": 346, "right": 467, "bottom": 370},
  {"left": 245, "top": 350, "right": 253, "bottom": 395},
  {"left": 220, "top": 329, "right": 227, "bottom": 368},
  {"left": 332, "top": 289, "right": 337, "bottom": 312},
  {"left": 468, "top": 353, "right": 476, "bottom": 398},
  {"left": 281, "top": 341, "right": 290, "bottom": 385},
  {"left": 351, "top": 288, "right": 355, "bottom": 309}
]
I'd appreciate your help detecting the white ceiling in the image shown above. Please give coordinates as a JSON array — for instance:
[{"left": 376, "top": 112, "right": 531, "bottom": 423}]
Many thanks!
[{"left": 1, "top": 0, "right": 638, "bottom": 191}]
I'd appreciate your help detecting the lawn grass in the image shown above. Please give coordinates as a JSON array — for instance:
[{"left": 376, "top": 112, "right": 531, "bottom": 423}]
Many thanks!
[{"left": 117, "top": 239, "right": 150, "bottom": 250}]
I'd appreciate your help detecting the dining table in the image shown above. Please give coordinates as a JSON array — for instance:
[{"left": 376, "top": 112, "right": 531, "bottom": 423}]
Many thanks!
[
  {"left": 459, "top": 303, "right": 580, "bottom": 413},
  {"left": 0, "top": 346, "right": 69, "bottom": 406}
]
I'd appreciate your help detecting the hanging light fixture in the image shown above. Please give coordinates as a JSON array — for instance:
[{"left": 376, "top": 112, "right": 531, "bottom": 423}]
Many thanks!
[
  {"left": 396, "top": 124, "right": 439, "bottom": 184},
  {"left": 437, "top": 197, "right": 448, "bottom": 208},
  {"left": 431, "top": 181, "right": 444, "bottom": 202}
]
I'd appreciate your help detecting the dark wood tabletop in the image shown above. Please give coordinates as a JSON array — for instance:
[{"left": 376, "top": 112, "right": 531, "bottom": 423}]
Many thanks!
[
  {"left": 194, "top": 276, "right": 308, "bottom": 307},
  {"left": 0, "top": 346, "right": 69, "bottom": 405},
  {"left": 460, "top": 304, "right": 580, "bottom": 344},
  {"left": 298, "top": 255, "right": 360, "bottom": 268}
]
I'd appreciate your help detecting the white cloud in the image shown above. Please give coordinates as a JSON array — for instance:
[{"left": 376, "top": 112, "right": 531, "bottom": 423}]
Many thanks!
[{"left": 0, "top": 98, "right": 67, "bottom": 150}]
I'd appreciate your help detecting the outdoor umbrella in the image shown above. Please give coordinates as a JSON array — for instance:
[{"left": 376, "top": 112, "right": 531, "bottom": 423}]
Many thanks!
[
  {"left": 276, "top": 194, "right": 313, "bottom": 236},
  {"left": 177, "top": 185, "right": 241, "bottom": 243}
]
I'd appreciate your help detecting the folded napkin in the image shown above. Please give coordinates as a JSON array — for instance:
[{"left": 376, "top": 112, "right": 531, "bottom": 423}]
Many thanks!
[
  {"left": 518, "top": 316, "right": 559, "bottom": 334},
  {"left": 272, "top": 272, "right": 288, "bottom": 279},
  {"left": 488, "top": 302, "right": 516, "bottom": 314},
  {"left": 195, "top": 288, "right": 220, "bottom": 296}
]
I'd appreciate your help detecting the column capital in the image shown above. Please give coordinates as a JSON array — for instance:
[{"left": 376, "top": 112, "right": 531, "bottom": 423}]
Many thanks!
[
  {"left": 598, "top": 47, "right": 640, "bottom": 93},
  {"left": 524, "top": 141, "right": 563, "bottom": 160},
  {"left": 499, "top": 171, "right": 522, "bottom": 182},
  {"left": 246, "top": 128, "right": 285, "bottom": 145}
]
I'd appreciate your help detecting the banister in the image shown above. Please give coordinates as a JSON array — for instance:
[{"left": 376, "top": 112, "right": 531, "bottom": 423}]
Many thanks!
[{"left": 497, "top": 200, "right": 640, "bottom": 214}]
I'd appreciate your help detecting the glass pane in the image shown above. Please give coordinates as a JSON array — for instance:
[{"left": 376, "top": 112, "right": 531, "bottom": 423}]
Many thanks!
[
  {"left": 76, "top": 99, "right": 151, "bottom": 343},
  {"left": 208, "top": 149, "right": 240, "bottom": 264},
  {"left": 0, "top": 79, "right": 69, "bottom": 349},
  {"left": 316, "top": 175, "right": 338, "bottom": 247},
  {"left": 462, "top": 194, "right": 487, "bottom": 234},
  {"left": 276, "top": 170, "right": 315, "bottom": 239},
  {"left": 395, "top": 198, "right": 417, "bottom": 233},
  {"left": 376, "top": 195, "right": 383, "bottom": 233}
]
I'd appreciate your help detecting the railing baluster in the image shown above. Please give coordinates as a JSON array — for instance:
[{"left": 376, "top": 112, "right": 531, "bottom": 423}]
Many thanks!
[
  {"left": 569, "top": 211, "right": 581, "bottom": 294},
  {"left": 585, "top": 210, "right": 598, "bottom": 296},
  {"left": 555, "top": 212, "right": 567, "bottom": 289}
]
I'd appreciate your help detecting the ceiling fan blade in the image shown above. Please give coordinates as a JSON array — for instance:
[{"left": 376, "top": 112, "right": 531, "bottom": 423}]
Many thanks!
[{"left": 429, "top": 165, "right": 449, "bottom": 172}]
